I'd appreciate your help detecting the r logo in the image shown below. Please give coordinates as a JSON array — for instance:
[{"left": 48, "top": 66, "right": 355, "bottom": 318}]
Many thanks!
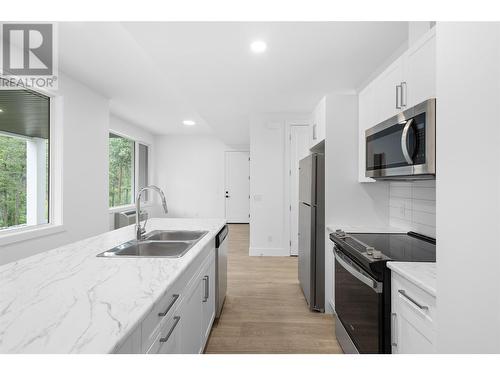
[{"left": 2, "top": 24, "right": 53, "bottom": 76}]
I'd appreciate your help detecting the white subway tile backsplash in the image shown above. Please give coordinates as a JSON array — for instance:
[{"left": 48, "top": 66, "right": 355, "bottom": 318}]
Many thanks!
[
  {"left": 412, "top": 199, "right": 436, "bottom": 214},
  {"left": 389, "top": 181, "right": 436, "bottom": 238},
  {"left": 390, "top": 186, "right": 412, "bottom": 199},
  {"left": 412, "top": 210, "right": 435, "bottom": 226},
  {"left": 412, "top": 187, "right": 436, "bottom": 201}
]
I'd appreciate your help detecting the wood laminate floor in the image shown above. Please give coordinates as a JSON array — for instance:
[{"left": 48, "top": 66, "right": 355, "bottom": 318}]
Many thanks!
[{"left": 205, "top": 224, "right": 342, "bottom": 354}]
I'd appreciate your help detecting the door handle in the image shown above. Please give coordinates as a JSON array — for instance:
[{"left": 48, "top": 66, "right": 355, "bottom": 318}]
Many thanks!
[
  {"left": 401, "top": 81, "right": 407, "bottom": 107},
  {"left": 401, "top": 118, "right": 415, "bottom": 165},
  {"left": 333, "top": 248, "right": 382, "bottom": 293},
  {"left": 391, "top": 313, "right": 398, "bottom": 349},
  {"left": 202, "top": 275, "right": 209, "bottom": 302},
  {"left": 396, "top": 84, "right": 402, "bottom": 109}
]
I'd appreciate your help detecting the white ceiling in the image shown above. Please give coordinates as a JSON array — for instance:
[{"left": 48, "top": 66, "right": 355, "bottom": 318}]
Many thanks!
[{"left": 58, "top": 22, "right": 408, "bottom": 145}]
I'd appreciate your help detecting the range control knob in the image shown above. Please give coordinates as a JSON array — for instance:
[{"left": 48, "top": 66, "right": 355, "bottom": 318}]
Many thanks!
[
  {"left": 372, "top": 250, "right": 382, "bottom": 259},
  {"left": 366, "top": 246, "right": 374, "bottom": 255},
  {"left": 335, "top": 229, "right": 346, "bottom": 238}
]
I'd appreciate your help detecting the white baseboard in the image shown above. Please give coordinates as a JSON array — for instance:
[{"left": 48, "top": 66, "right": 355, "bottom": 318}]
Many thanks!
[
  {"left": 249, "top": 247, "right": 290, "bottom": 256},
  {"left": 327, "top": 298, "right": 335, "bottom": 314}
]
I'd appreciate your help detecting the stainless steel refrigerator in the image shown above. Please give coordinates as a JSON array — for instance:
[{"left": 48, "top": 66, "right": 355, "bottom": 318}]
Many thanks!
[{"left": 298, "top": 153, "right": 325, "bottom": 312}]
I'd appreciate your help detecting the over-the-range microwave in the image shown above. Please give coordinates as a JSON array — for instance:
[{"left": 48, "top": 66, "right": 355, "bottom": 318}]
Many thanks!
[{"left": 365, "top": 98, "right": 436, "bottom": 180}]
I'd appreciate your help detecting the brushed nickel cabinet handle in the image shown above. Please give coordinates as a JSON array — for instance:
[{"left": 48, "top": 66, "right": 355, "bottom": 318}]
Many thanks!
[
  {"left": 158, "top": 294, "right": 179, "bottom": 317},
  {"left": 396, "top": 84, "right": 402, "bottom": 109},
  {"left": 202, "top": 276, "right": 209, "bottom": 302},
  {"left": 391, "top": 313, "right": 398, "bottom": 348},
  {"left": 398, "top": 289, "right": 428, "bottom": 310},
  {"left": 401, "top": 81, "right": 407, "bottom": 107},
  {"left": 159, "top": 316, "right": 180, "bottom": 343}
]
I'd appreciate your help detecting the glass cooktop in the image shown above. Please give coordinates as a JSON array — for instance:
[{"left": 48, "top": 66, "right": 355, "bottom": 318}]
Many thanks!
[{"left": 330, "top": 231, "right": 436, "bottom": 279}]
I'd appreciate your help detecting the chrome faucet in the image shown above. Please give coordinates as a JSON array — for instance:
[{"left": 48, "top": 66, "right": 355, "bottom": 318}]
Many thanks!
[{"left": 135, "top": 185, "right": 168, "bottom": 240}]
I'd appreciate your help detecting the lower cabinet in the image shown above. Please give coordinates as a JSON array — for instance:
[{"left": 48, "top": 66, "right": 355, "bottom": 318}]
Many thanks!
[
  {"left": 201, "top": 254, "right": 216, "bottom": 344},
  {"left": 114, "top": 243, "right": 216, "bottom": 354},
  {"left": 391, "top": 272, "right": 436, "bottom": 354}
]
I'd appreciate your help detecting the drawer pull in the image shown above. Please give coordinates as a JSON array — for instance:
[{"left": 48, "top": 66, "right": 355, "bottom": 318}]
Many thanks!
[
  {"left": 159, "top": 316, "right": 180, "bottom": 343},
  {"left": 158, "top": 294, "right": 179, "bottom": 317},
  {"left": 398, "top": 289, "right": 428, "bottom": 311}
]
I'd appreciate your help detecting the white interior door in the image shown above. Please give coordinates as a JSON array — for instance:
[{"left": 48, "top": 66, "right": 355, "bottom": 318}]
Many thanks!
[
  {"left": 290, "top": 125, "right": 310, "bottom": 256},
  {"left": 225, "top": 151, "right": 250, "bottom": 223}
]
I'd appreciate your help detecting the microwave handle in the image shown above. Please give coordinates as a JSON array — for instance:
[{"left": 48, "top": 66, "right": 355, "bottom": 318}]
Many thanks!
[{"left": 401, "top": 118, "right": 414, "bottom": 165}]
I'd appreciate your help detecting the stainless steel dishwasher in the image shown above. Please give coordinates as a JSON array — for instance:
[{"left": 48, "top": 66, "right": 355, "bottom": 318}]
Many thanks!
[{"left": 215, "top": 225, "right": 228, "bottom": 319}]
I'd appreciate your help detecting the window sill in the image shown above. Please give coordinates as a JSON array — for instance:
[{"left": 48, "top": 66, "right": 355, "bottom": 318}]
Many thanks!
[{"left": 0, "top": 224, "right": 66, "bottom": 247}]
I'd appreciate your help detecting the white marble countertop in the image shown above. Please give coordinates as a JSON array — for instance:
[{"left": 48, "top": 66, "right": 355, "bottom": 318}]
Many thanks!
[
  {"left": 326, "top": 223, "right": 406, "bottom": 233},
  {"left": 0, "top": 218, "right": 226, "bottom": 353},
  {"left": 387, "top": 262, "right": 437, "bottom": 297}
]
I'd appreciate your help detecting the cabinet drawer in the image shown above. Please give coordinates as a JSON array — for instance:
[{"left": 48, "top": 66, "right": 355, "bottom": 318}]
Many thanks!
[
  {"left": 392, "top": 273, "right": 436, "bottom": 336},
  {"left": 141, "top": 272, "right": 186, "bottom": 350},
  {"left": 147, "top": 312, "right": 182, "bottom": 354}
]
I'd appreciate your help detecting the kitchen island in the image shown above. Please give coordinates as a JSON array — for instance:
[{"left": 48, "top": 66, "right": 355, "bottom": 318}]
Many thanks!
[{"left": 0, "top": 218, "right": 226, "bottom": 354}]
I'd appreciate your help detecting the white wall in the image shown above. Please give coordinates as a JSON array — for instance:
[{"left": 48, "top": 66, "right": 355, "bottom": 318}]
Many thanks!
[
  {"left": 108, "top": 115, "right": 157, "bottom": 230},
  {"left": 155, "top": 135, "right": 236, "bottom": 219},
  {"left": 324, "top": 93, "right": 391, "bottom": 312},
  {"left": 435, "top": 22, "right": 500, "bottom": 353},
  {"left": 249, "top": 113, "right": 310, "bottom": 256},
  {"left": 389, "top": 180, "right": 436, "bottom": 238},
  {"left": 0, "top": 73, "right": 110, "bottom": 265}
]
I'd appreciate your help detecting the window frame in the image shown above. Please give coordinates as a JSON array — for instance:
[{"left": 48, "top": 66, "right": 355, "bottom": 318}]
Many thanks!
[
  {"left": 108, "top": 130, "right": 152, "bottom": 212},
  {"left": 0, "top": 82, "right": 65, "bottom": 246}
]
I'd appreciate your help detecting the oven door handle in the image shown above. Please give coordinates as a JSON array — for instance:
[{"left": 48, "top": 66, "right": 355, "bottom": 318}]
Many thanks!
[
  {"left": 401, "top": 118, "right": 414, "bottom": 165},
  {"left": 334, "top": 248, "right": 383, "bottom": 293}
]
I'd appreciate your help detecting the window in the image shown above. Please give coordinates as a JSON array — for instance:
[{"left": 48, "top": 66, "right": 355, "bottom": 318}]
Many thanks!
[
  {"left": 108, "top": 132, "right": 149, "bottom": 208},
  {"left": 0, "top": 90, "right": 50, "bottom": 231}
]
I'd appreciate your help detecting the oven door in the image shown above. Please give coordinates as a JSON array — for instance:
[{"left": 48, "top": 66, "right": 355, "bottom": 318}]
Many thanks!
[
  {"left": 334, "top": 246, "right": 383, "bottom": 353},
  {"left": 365, "top": 98, "right": 435, "bottom": 179}
]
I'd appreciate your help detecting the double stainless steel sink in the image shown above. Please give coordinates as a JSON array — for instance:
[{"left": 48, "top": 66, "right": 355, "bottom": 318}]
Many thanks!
[{"left": 97, "top": 230, "right": 208, "bottom": 258}]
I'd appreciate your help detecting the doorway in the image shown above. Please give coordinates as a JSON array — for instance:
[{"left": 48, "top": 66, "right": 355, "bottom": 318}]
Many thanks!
[
  {"left": 224, "top": 151, "right": 250, "bottom": 223},
  {"left": 289, "top": 125, "right": 310, "bottom": 256}
]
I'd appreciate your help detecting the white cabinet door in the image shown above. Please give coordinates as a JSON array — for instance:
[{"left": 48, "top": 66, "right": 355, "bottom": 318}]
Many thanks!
[
  {"left": 373, "top": 56, "right": 404, "bottom": 124},
  {"left": 393, "top": 309, "right": 434, "bottom": 354},
  {"left": 391, "top": 274, "right": 436, "bottom": 354},
  {"left": 179, "top": 275, "right": 204, "bottom": 354},
  {"left": 404, "top": 30, "right": 436, "bottom": 108},
  {"left": 311, "top": 96, "right": 326, "bottom": 147},
  {"left": 201, "top": 253, "right": 216, "bottom": 346},
  {"left": 358, "top": 83, "right": 376, "bottom": 183}
]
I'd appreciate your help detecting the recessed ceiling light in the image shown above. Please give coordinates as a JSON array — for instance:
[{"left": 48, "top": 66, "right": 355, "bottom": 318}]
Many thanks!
[
  {"left": 250, "top": 40, "right": 267, "bottom": 54},
  {"left": 0, "top": 109, "right": 3, "bottom": 112},
  {"left": 183, "top": 120, "right": 196, "bottom": 126}
]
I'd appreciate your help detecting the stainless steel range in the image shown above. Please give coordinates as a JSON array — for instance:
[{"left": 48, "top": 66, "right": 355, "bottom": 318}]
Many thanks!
[{"left": 330, "top": 230, "right": 436, "bottom": 354}]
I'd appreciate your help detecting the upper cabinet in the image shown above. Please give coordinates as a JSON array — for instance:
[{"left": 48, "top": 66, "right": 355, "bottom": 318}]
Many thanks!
[
  {"left": 311, "top": 96, "right": 326, "bottom": 148},
  {"left": 358, "top": 28, "right": 436, "bottom": 183},
  {"left": 373, "top": 55, "right": 405, "bottom": 124},
  {"left": 404, "top": 29, "right": 436, "bottom": 107}
]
